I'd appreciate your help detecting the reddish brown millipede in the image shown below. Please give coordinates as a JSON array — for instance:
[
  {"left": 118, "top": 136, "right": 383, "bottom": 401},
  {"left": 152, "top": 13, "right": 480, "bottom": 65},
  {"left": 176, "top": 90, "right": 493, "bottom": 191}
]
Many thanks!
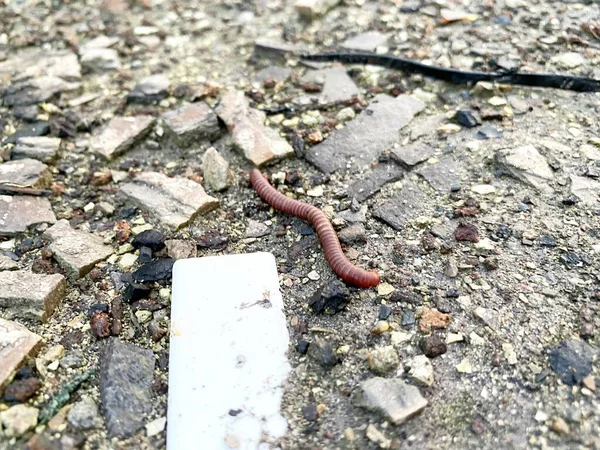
[{"left": 249, "top": 169, "right": 380, "bottom": 289}]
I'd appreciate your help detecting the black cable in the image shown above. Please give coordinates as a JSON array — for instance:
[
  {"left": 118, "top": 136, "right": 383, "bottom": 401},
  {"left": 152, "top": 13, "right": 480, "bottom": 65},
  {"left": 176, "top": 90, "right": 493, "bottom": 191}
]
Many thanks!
[{"left": 300, "top": 51, "right": 600, "bottom": 92}]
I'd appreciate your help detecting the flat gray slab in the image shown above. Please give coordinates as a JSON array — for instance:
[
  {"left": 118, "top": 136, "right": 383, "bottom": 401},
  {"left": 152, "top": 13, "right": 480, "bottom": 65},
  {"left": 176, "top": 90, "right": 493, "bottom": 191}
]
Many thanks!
[
  {"left": 12, "top": 136, "right": 61, "bottom": 163},
  {"left": 0, "top": 50, "right": 81, "bottom": 81},
  {"left": 347, "top": 163, "right": 405, "bottom": 202},
  {"left": 2, "top": 76, "right": 81, "bottom": 106},
  {"left": 90, "top": 115, "right": 155, "bottom": 160},
  {"left": 300, "top": 67, "right": 360, "bottom": 104},
  {"left": 0, "top": 158, "right": 51, "bottom": 188},
  {"left": 306, "top": 94, "right": 425, "bottom": 174},
  {"left": 100, "top": 338, "right": 155, "bottom": 438},
  {"left": 168, "top": 253, "right": 290, "bottom": 450},
  {"left": 496, "top": 145, "right": 554, "bottom": 193},
  {"left": 0, "top": 270, "right": 65, "bottom": 322},
  {"left": 416, "top": 155, "right": 461, "bottom": 192},
  {"left": 0, "top": 195, "right": 56, "bottom": 237},
  {"left": 43, "top": 219, "right": 114, "bottom": 279},
  {"left": 120, "top": 171, "right": 219, "bottom": 230},
  {"left": 0, "top": 318, "right": 42, "bottom": 388},
  {"left": 216, "top": 89, "right": 294, "bottom": 166},
  {"left": 373, "top": 180, "right": 429, "bottom": 230},
  {"left": 391, "top": 142, "right": 437, "bottom": 167},
  {"left": 161, "top": 102, "right": 220, "bottom": 147}
]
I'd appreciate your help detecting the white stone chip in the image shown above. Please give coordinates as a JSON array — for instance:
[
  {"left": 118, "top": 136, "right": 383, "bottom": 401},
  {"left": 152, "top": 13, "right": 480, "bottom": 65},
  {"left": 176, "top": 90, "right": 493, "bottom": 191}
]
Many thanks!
[{"left": 167, "top": 252, "right": 291, "bottom": 450}]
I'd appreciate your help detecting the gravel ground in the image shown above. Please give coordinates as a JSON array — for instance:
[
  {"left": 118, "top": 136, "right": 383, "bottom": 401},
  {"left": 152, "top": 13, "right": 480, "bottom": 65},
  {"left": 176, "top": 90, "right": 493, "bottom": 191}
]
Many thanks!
[{"left": 1, "top": 0, "right": 599, "bottom": 449}]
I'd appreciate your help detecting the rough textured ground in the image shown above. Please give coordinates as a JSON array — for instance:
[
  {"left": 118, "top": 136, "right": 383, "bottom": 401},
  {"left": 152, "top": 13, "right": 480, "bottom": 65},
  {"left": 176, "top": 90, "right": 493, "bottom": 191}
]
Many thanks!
[{"left": 1, "top": 0, "right": 599, "bottom": 449}]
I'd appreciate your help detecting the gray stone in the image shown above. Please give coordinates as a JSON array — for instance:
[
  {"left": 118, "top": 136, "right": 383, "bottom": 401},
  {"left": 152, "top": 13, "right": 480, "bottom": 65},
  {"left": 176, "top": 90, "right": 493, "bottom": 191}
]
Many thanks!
[
  {"left": 406, "top": 355, "right": 434, "bottom": 387},
  {"left": 570, "top": 175, "right": 599, "bottom": 206},
  {"left": 338, "top": 223, "right": 367, "bottom": 244},
  {"left": 367, "top": 346, "right": 399, "bottom": 374},
  {"left": 0, "top": 318, "right": 42, "bottom": 388},
  {"left": 416, "top": 155, "right": 461, "bottom": 192},
  {"left": 80, "top": 48, "right": 121, "bottom": 72},
  {"left": 12, "top": 136, "right": 61, "bottom": 163},
  {"left": 336, "top": 205, "right": 368, "bottom": 224},
  {"left": 2, "top": 76, "right": 80, "bottom": 106},
  {"left": 549, "top": 340, "right": 599, "bottom": 386},
  {"left": 67, "top": 397, "right": 102, "bottom": 430},
  {"left": 347, "top": 163, "right": 404, "bottom": 202},
  {"left": 255, "top": 66, "right": 292, "bottom": 84},
  {"left": 300, "top": 67, "right": 360, "bottom": 104},
  {"left": 0, "top": 158, "right": 51, "bottom": 188},
  {"left": 80, "top": 35, "right": 120, "bottom": 51},
  {"left": 245, "top": 219, "right": 270, "bottom": 238},
  {"left": 127, "top": 74, "right": 170, "bottom": 104},
  {"left": 0, "top": 195, "right": 56, "bottom": 236},
  {"left": 0, "top": 254, "right": 18, "bottom": 271},
  {"left": 60, "top": 350, "right": 85, "bottom": 369},
  {"left": 120, "top": 171, "right": 219, "bottom": 230},
  {"left": 306, "top": 94, "right": 425, "bottom": 174},
  {"left": 341, "top": 31, "right": 389, "bottom": 51},
  {"left": 100, "top": 338, "right": 155, "bottom": 438},
  {"left": 391, "top": 142, "right": 437, "bottom": 167},
  {"left": 0, "top": 404, "right": 39, "bottom": 437},
  {"left": 496, "top": 145, "right": 554, "bottom": 192},
  {"left": 353, "top": 377, "right": 428, "bottom": 425},
  {"left": 90, "top": 116, "right": 155, "bottom": 160},
  {"left": 551, "top": 52, "right": 585, "bottom": 69},
  {"left": 43, "top": 219, "right": 114, "bottom": 279},
  {"left": 202, "top": 147, "right": 232, "bottom": 191},
  {"left": 0, "top": 270, "right": 65, "bottom": 322},
  {"left": 162, "top": 102, "right": 220, "bottom": 147},
  {"left": 216, "top": 90, "right": 294, "bottom": 166},
  {"left": 373, "top": 180, "right": 429, "bottom": 230},
  {"left": 295, "top": 0, "right": 340, "bottom": 18}
]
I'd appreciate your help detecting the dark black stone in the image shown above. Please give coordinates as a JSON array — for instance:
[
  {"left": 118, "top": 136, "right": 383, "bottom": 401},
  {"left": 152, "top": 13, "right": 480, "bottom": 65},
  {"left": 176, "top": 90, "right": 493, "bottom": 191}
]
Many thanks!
[
  {"left": 138, "top": 246, "right": 153, "bottom": 264},
  {"left": 302, "top": 404, "right": 318, "bottom": 421},
  {"left": 13, "top": 366, "right": 35, "bottom": 380},
  {"left": 132, "top": 258, "right": 174, "bottom": 283},
  {"left": 307, "top": 337, "right": 338, "bottom": 368},
  {"left": 389, "top": 289, "right": 423, "bottom": 305},
  {"left": 562, "top": 196, "right": 578, "bottom": 206},
  {"left": 401, "top": 309, "right": 416, "bottom": 327},
  {"left": 445, "top": 289, "right": 460, "bottom": 298},
  {"left": 495, "top": 224, "right": 512, "bottom": 240},
  {"left": 419, "top": 334, "right": 447, "bottom": 358},
  {"left": 3, "top": 121, "right": 49, "bottom": 144},
  {"left": 549, "top": 340, "right": 598, "bottom": 386},
  {"left": 100, "top": 338, "right": 155, "bottom": 438},
  {"left": 309, "top": 280, "right": 351, "bottom": 315},
  {"left": 131, "top": 230, "right": 166, "bottom": 251},
  {"left": 560, "top": 252, "right": 585, "bottom": 269},
  {"left": 296, "top": 340, "right": 310, "bottom": 355},
  {"left": 122, "top": 283, "right": 151, "bottom": 303},
  {"left": 539, "top": 235, "right": 557, "bottom": 247},
  {"left": 455, "top": 109, "right": 478, "bottom": 128},
  {"left": 19, "top": 237, "right": 43, "bottom": 253},
  {"left": 88, "top": 303, "right": 110, "bottom": 317},
  {"left": 378, "top": 305, "right": 392, "bottom": 320}
]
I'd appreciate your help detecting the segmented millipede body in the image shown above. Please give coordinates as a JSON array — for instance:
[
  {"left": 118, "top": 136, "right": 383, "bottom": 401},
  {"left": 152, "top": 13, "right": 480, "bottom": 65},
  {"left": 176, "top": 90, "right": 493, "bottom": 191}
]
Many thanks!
[{"left": 249, "top": 169, "right": 381, "bottom": 288}]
